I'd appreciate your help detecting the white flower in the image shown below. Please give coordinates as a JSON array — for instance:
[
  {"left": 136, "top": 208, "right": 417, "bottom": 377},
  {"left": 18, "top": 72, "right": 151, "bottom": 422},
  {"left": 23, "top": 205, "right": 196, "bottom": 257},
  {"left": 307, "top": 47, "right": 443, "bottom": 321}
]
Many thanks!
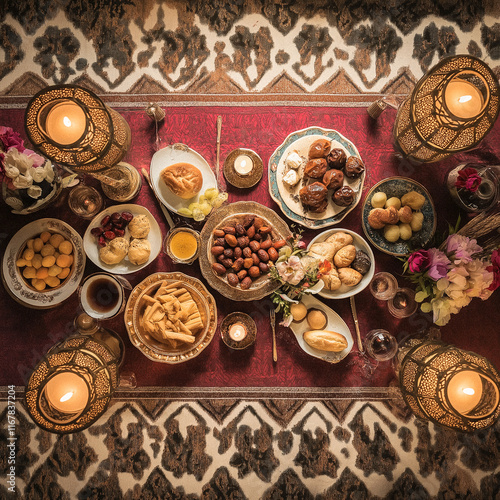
[
  {"left": 12, "top": 173, "right": 33, "bottom": 189},
  {"left": 4, "top": 163, "right": 19, "bottom": 179},
  {"left": 4, "top": 148, "right": 33, "bottom": 173},
  {"left": 27, "top": 185, "right": 42, "bottom": 199},
  {"left": 30, "top": 166, "right": 46, "bottom": 183},
  {"left": 43, "top": 160, "right": 54, "bottom": 183}
]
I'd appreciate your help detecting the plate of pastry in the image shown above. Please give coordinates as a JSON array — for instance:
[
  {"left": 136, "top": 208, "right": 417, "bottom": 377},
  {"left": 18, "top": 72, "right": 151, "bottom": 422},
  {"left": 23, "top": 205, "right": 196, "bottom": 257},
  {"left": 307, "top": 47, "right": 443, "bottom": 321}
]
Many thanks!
[
  {"left": 83, "top": 204, "right": 162, "bottom": 274},
  {"left": 361, "top": 177, "right": 436, "bottom": 256},
  {"left": 307, "top": 228, "right": 375, "bottom": 299},
  {"left": 288, "top": 294, "right": 353, "bottom": 363},
  {"left": 1, "top": 218, "right": 86, "bottom": 309},
  {"left": 149, "top": 143, "right": 217, "bottom": 217},
  {"left": 269, "top": 126, "right": 365, "bottom": 229}
]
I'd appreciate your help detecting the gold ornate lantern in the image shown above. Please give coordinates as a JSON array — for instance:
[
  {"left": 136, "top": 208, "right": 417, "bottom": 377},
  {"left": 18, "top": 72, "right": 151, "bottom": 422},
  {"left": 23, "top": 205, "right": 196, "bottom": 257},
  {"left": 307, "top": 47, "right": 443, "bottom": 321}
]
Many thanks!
[
  {"left": 393, "top": 55, "right": 500, "bottom": 163},
  {"left": 25, "top": 330, "right": 123, "bottom": 434},
  {"left": 397, "top": 339, "right": 500, "bottom": 432},
  {"left": 24, "top": 84, "right": 140, "bottom": 201}
]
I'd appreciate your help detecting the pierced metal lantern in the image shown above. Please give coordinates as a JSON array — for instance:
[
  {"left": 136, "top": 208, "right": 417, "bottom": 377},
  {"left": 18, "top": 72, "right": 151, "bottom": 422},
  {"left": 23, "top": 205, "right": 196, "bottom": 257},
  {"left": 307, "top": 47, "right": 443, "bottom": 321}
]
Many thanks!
[
  {"left": 398, "top": 339, "right": 500, "bottom": 432},
  {"left": 25, "top": 330, "right": 123, "bottom": 434},
  {"left": 393, "top": 55, "right": 500, "bottom": 163},
  {"left": 24, "top": 84, "right": 131, "bottom": 173}
]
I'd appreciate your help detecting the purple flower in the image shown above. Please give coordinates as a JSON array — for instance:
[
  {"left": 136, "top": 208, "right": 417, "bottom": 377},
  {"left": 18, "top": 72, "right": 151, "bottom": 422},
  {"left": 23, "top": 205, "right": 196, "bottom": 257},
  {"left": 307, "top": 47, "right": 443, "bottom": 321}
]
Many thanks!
[
  {"left": 408, "top": 250, "right": 430, "bottom": 273},
  {"left": 427, "top": 248, "right": 450, "bottom": 280},
  {"left": 455, "top": 167, "right": 482, "bottom": 193},
  {"left": 0, "top": 126, "right": 25, "bottom": 153},
  {"left": 446, "top": 234, "right": 482, "bottom": 264}
]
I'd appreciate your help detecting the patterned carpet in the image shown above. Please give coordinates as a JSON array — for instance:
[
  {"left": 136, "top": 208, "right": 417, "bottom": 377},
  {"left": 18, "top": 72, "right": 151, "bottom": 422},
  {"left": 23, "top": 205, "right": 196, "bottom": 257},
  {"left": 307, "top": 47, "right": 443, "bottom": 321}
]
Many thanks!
[{"left": 1, "top": 1, "right": 500, "bottom": 498}]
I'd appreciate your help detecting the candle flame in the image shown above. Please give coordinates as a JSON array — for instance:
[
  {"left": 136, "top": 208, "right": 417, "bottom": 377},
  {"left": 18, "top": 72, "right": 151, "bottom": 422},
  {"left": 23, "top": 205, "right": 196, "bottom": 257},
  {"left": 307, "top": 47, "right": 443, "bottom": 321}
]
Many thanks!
[
  {"left": 60, "top": 391, "right": 74, "bottom": 403},
  {"left": 458, "top": 95, "right": 473, "bottom": 104},
  {"left": 463, "top": 388, "right": 475, "bottom": 396},
  {"left": 63, "top": 116, "right": 72, "bottom": 127}
]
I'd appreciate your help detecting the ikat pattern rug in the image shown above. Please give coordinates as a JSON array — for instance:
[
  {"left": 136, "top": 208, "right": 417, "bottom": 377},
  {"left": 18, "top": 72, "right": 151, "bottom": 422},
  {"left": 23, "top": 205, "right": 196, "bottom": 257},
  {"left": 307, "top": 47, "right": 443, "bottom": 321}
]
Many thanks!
[{"left": 1, "top": 1, "right": 500, "bottom": 498}]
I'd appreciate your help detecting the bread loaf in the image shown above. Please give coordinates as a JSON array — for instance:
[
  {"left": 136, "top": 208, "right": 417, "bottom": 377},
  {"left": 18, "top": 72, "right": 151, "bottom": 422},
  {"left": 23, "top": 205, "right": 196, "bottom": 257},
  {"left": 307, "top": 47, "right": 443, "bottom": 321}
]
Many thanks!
[
  {"left": 161, "top": 162, "right": 203, "bottom": 199},
  {"left": 303, "top": 330, "right": 348, "bottom": 352}
]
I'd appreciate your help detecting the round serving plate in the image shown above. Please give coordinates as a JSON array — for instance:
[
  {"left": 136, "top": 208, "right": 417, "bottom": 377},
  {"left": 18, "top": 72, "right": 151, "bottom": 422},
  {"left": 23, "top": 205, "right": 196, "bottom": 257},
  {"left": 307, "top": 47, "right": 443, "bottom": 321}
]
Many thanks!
[
  {"left": 289, "top": 294, "right": 353, "bottom": 363},
  {"left": 199, "top": 201, "right": 292, "bottom": 301},
  {"left": 307, "top": 228, "right": 375, "bottom": 300},
  {"left": 361, "top": 177, "right": 436, "bottom": 256},
  {"left": 124, "top": 272, "right": 218, "bottom": 364},
  {"left": 2, "top": 218, "right": 85, "bottom": 309},
  {"left": 149, "top": 143, "right": 217, "bottom": 217},
  {"left": 268, "top": 126, "right": 365, "bottom": 229},
  {"left": 83, "top": 204, "right": 162, "bottom": 274}
]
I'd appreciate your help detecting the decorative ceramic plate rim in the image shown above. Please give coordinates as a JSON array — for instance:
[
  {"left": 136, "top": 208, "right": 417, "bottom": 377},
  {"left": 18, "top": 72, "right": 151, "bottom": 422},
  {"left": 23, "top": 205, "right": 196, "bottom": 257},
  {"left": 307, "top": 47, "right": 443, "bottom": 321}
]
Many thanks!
[
  {"left": 361, "top": 177, "right": 437, "bottom": 256},
  {"left": 289, "top": 294, "right": 353, "bottom": 363},
  {"left": 149, "top": 143, "right": 217, "bottom": 217},
  {"left": 83, "top": 204, "right": 162, "bottom": 274},
  {"left": 199, "top": 201, "right": 292, "bottom": 301},
  {"left": 307, "top": 228, "right": 375, "bottom": 299},
  {"left": 124, "top": 272, "right": 218, "bottom": 364},
  {"left": 1, "top": 218, "right": 86, "bottom": 309},
  {"left": 268, "top": 126, "right": 365, "bottom": 229}
]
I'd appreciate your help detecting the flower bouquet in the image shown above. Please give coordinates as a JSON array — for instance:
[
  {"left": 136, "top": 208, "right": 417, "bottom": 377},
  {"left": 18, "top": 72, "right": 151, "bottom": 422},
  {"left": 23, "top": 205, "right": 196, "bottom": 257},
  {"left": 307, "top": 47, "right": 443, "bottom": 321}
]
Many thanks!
[
  {"left": 0, "top": 126, "right": 61, "bottom": 214},
  {"left": 269, "top": 233, "right": 326, "bottom": 326},
  {"left": 403, "top": 232, "right": 499, "bottom": 326}
]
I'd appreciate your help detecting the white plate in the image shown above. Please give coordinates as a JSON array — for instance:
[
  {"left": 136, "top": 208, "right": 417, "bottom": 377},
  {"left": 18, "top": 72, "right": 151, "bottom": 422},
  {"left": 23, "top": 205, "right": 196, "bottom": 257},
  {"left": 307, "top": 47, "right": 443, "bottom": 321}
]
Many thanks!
[
  {"left": 269, "top": 127, "right": 365, "bottom": 229},
  {"left": 1, "top": 218, "right": 85, "bottom": 309},
  {"left": 83, "top": 204, "right": 162, "bottom": 274},
  {"left": 289, "top": 294, "right": 353, "bottom": 363},
  {"left": 149, "top": 143, "right": 217, "bottom": 217},
  {"left": 307, "top": 228, "right": 375, "bottom": 300}
]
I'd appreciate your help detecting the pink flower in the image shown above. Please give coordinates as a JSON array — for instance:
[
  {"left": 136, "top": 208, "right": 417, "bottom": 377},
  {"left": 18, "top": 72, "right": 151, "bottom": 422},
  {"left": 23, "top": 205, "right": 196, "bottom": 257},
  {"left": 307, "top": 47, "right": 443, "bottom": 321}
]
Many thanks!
[
  {"left": 455, "top": 167, "right": 482, "bottom": 193},
  {"left": 276, "top": 255, "right": 305, "bottom": 285},
  {"left": 0, "top": 126, "right": 25, "bottom": 153},
  {"left": 408, "top": 250, "right": 430, "bottom": 273},
  {"left": 446, "top": 234, "right": 482, "bottom": 264},
  {"left": 427, "top": 248, "right": 450, "bottom": 280},
  {"left": 486, "top": 249, "right": 500, "bottom": 291}
]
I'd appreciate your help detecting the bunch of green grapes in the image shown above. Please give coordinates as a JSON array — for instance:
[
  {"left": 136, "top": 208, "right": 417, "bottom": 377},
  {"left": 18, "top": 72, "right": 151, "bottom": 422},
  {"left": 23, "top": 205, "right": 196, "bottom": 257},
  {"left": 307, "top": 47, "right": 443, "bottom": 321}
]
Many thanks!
[{"left": 178, "top": 188, "right": 228, "bottom": 221}]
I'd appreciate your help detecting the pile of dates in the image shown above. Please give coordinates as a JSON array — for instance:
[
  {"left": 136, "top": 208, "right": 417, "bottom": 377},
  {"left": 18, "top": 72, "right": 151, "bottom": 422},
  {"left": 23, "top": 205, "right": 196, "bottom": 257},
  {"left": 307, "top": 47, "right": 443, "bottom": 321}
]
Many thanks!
[
  {"left": 211, "top": 215, "right": 287, "bottom": 289},
  {"left": 90, "top": 211, "right": 134, "bottom": 247}
]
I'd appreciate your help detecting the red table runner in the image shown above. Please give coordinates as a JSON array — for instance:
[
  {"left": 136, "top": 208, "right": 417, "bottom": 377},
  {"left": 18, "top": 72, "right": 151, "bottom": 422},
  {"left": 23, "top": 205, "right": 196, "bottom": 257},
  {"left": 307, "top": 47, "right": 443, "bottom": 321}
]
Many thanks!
[{"left": 1, "top": 105, "right": 499, "bottom": 389}]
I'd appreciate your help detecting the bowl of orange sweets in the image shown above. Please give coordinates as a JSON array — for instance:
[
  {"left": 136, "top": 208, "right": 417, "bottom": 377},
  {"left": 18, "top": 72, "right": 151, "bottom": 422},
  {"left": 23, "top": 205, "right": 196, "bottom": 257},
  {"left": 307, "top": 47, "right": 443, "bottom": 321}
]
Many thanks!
[{"left": 2, "top": 218, "right": 86, "bottom": 308}]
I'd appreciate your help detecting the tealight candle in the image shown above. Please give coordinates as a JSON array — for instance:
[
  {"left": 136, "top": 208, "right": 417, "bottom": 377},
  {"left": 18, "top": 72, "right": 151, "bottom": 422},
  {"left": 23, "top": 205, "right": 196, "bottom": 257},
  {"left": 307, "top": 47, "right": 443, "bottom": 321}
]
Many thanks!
[
  {"left": 234, "top": 154, "right": 253, "bottom": 176},
  {"left": 44, "top": 372, "right": 90, "bottom": 414},
  {"left": 388, "top": 288, "right": 418, "bottom": 318},
  {"left": 45, "top": 101, "right": 87, "bottom": 145},
  {"left": 446, "top": 370, "right": 483, "bottom": 415},
  {"left": 228, "top": 322, "right": 247, "bottom": 341},
  {"left": 444, "top": 79, "right": 484, "bottom": 119}
]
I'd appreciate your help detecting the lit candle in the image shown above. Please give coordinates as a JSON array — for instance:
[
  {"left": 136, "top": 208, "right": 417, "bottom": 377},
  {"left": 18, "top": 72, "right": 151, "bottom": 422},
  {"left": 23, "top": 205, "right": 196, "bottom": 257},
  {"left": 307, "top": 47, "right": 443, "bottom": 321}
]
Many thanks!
[
  {"left": 228, "top": 322, "right": 247, "bottom": 341},
  {"left": 446, "top": 370, "right": 483, "bottom": 415},
  {"left": 444, "top": 80, "right": 484, "bottom": 119},
  {"left": 234, "top": 154, "right": 253, "bottom": 176},
  {"left": 45, "top": 101, "right": 87, "bottom": 145},
  {"left": 44, "top": 372, "right": 90, "bottom": 414}
]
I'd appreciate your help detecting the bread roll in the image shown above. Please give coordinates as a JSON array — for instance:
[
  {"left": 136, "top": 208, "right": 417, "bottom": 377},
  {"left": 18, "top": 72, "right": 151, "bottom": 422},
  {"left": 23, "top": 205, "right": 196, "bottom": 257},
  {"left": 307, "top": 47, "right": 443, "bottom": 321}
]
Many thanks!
[
  {"left": 128, "top": 238, "right": 151, "bottom": 265},
  {"left": 325, "top": 231, "right": 353, "bottom": 254},
  {"left": 333, "top": 244, "right": 356, "bottom": 268},
  {"left": 128, "top": 215, "right": 150, "bottom": 239},
  {"left": 303, "top": 330, "right": 348, "bottom": 352},
  {"left": 161, "top": 162, "right": 203, "bottom": 199},
  {"left": 99, "top": 237, "right": 129, "bottom": 265}
]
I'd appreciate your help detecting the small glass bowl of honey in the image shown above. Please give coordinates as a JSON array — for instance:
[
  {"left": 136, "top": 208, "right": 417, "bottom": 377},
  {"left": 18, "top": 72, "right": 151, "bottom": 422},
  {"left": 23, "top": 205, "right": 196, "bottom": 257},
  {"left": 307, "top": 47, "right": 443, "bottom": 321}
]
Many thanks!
[{"left": 164, "top": 227, "right": 200, "bottom": 264}]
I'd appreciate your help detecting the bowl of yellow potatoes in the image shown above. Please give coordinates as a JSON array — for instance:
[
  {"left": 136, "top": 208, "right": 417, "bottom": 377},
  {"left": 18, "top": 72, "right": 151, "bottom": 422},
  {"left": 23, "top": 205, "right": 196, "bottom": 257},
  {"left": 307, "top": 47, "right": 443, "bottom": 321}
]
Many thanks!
[{"left": 2, "top": 218, "right": 86, "bottom": 309}]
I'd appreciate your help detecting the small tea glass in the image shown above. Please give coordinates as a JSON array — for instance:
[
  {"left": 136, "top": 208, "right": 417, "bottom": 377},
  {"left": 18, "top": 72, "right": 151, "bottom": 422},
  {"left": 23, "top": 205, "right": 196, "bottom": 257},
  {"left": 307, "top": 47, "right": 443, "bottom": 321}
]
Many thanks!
[
  {"left": 68, "top": 185, "right": 103, "bottom": 219},
  {"left": 369, "top": 272, "right": 398, "bottom": 300},
  {"left": 164, "top": 227, "right": 201, "bottom": 265},
  {"left": 79, "top": 273, "right": 129, "bottom": 320},
  {"left": 387, "top": 287, "right": 418, "bottom": 318},
  {"left": 364, "top": 329, "right": 399, "bottom": 361}
]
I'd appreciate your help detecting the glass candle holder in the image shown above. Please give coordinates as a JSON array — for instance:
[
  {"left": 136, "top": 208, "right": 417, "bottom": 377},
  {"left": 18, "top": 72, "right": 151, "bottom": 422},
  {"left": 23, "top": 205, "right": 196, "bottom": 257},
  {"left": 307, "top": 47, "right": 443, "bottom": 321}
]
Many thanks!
[
  {"left": 369, "top": 272, "right": 398, "bottom": 300},
  {"left": 68, "top": 185, "right": 103, "bottom": 219},
  {"left": 164, "top": 227, "right": 201, "bottom": 264},
  {"left": 387, "top": 287, "right": 418, "bottom": 318},
  {"left": 364, "top": 329, "right": 399, "bottom": 361}
]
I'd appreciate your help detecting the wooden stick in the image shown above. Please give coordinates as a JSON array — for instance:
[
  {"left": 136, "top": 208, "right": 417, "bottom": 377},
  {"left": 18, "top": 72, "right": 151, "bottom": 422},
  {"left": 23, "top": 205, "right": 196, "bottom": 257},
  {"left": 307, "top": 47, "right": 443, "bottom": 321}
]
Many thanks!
[{"left": 216, "top": 115, "right": 222, "bottom": 186}]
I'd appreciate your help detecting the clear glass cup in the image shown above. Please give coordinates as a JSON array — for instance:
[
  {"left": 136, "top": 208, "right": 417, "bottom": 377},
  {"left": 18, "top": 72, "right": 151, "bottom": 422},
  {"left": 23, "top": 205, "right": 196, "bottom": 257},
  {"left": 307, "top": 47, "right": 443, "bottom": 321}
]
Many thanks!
[
  {"left": 68, "top": 185, "right": 103, "bottom": 219},
  {"left": 164, "top": 227, "right": 201, "bottom": 264},
  {"left": 79, "top": 273, "right": 127, "bottom": 320},
  {"left": 369, "top": 272, "right": 398, "bottom": 300},
  {"left": 387, "top": 287, "right": 418, "bottom": 318},
  {"left": 364, "top": 329, "right": 399, "bottom": 361}
]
